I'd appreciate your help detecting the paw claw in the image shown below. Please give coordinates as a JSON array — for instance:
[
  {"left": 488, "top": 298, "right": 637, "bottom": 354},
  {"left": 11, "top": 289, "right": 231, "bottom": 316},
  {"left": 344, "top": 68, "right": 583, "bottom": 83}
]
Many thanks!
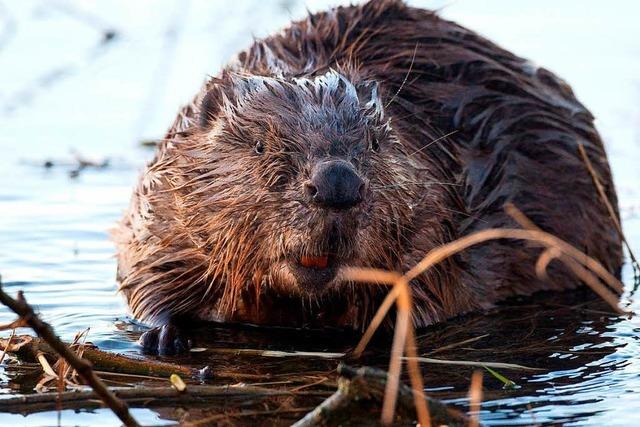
[{"left": 139, "top": 324, "right": 191, "bottom": 355}]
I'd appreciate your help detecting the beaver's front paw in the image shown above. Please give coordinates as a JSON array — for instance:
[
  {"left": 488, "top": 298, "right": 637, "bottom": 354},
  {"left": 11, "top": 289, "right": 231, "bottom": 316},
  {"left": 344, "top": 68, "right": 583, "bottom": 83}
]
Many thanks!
[{"left": 139, "top": 324, "right": 191, "bottom": 356}]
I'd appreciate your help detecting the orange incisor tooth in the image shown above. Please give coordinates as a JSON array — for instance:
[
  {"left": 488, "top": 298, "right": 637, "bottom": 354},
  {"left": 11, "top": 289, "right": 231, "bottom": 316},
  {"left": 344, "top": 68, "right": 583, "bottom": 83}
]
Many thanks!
[{"left": 300, "top": 255, "right": 329, "bottom": 268}]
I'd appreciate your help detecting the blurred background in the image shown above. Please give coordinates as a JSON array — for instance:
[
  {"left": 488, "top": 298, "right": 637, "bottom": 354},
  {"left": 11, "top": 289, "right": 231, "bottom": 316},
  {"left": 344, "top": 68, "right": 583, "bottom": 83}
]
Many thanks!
[{"left": 0, "top": 1, "right": 639, "bottom": 425}]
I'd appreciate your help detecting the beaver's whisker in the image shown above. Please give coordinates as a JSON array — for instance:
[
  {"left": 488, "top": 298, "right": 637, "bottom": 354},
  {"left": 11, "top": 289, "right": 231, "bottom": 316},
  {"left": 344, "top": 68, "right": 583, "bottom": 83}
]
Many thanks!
[
  {"left": 385, "top": 41, "right": 419, "bottom": 109},
  {"left": 408, "top": 129, "right": 460, "bottom": 157}
]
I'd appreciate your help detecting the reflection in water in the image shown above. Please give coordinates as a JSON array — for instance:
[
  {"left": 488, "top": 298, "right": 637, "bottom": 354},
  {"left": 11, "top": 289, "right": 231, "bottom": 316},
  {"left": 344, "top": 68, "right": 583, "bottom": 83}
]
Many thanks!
[{"left": 0, "top": 0, "right": 639, "bottom": 425}]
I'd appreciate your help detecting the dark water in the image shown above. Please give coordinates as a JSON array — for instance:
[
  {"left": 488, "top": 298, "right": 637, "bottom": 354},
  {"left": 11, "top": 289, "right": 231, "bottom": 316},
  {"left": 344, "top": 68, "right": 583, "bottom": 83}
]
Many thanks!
[{"left": 1, "top": 1, "right": 639, "bottom": 425}]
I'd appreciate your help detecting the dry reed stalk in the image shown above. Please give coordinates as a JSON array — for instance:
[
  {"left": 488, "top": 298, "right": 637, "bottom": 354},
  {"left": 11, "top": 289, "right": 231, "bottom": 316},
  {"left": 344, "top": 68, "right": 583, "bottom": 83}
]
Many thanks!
[
  {"left": 578, "top": 143, "right": 639, "bottom": 270},
  {"left": 343, "top": 204, "right": 628, "bottom": 426},
  {"left": 504, "top": 203, "right": 625, "bottom": 311},
  {"left": 404, "top": 227, "right": 623, "bottom": 295},
  {"left": 428, "top": 334, "right": 489, "bottom": 355},
  {"left": 535, "top": 247, "right": 561, "bottom": 280},
  {"left": 37, "top": 352, "right": 57, "bottom": 378},
  {"left": 342, "top": 269, "right": 430, "bottom": 426},
  {"left": 380, "top": 277, "right": 408, "bottom": 424},
  {"left": 0, "top": 318, "right": 27, "bottom": 330},
  {"left": 352, "top": 275, "right": 400, "bottom": 357},
  {"left": 404, "top": 321, "right": 431, "bottom": 427},
  {"left": 468, "top": 370, "right": 483, "bottom": 427},
  {"left": 402, "top": 357, "right": 541, "bottom": 371},
  {"left": 36, "top": 328, "right": 92, "bottom": 391},
  {"left": 0, "top": 329, "right": 15, "bottom": 364}
]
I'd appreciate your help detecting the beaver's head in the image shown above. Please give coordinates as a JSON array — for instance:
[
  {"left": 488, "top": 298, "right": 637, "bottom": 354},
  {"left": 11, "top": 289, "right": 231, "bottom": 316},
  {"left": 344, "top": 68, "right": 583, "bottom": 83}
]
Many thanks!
[{"left": 173, "top": 70, "right": 435, "bottom": 305}]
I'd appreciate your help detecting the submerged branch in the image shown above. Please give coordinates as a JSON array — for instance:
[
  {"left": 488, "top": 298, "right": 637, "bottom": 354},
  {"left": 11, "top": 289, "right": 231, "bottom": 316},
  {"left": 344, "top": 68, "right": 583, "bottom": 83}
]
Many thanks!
[{"left": 0, "top": 335, "right": 265, "bottom": 382}]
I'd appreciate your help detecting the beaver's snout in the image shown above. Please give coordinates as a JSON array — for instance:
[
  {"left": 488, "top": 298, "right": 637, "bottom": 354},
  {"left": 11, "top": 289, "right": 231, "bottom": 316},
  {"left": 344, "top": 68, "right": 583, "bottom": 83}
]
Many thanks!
[
  {"left": 305, "top": 160, "right": 366, "bottom": 210},
  {"left": 288, "top": 160, "right": 366, "bottom": 294}
]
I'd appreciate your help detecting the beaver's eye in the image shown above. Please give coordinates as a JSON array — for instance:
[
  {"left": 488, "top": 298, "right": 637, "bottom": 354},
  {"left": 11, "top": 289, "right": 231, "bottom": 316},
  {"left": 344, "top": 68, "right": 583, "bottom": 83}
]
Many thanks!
[
  {"left": 254, "top": 140, "right": 265, "bottom": 154},
  {"left": 370, "top": 138, "right": 380, "bottom": 153}
]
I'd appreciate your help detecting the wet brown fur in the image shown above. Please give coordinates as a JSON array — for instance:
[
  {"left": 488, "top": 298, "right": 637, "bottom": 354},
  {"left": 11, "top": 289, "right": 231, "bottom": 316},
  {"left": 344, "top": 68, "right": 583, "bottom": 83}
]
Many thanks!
[{"left": 113, "top": 0, "right": 623, "bottom": 330}]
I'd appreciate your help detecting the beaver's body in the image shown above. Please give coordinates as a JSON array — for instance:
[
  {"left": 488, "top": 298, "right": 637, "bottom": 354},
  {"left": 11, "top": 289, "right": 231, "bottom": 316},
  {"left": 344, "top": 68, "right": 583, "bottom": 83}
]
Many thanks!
[{"left": 114, "top": 0, "right": 622, "bottom": 354}]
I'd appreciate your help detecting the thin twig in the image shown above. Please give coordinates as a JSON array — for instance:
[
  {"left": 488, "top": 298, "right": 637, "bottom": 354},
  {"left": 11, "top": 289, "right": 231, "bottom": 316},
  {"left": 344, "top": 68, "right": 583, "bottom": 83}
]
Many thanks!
[
  {"left": 404, "top": 320, "right": 431, "bottom": 427},
  {"left": 401, "top": 356, "right": 542, "bottom": 371},
  {"left": 504, "top": 203, "right": 625, "bottom": 309},
  {"left": 345, "top": 272, "right": 430, "bottom": 426},
  {"left": 1, "top": 335, "right": 221, "bottom": 380},
  {"left": 381, "top": 277, "right": 411, "bottom": 425},
  {"left": 428, "top": 334, "right": 489, "bottom": 355},
  {"left": 468, "top": 370, "right": 483, "bottom": 427},
  {"left": 0, "top": 318, "right": 27, "bottom": 330},
  {"left": 353, "top": 277, "right": 401, "bottom": 357},
  {"left": 0, "top": 280, "right": 140, "bottom": 427},
  {"left": 210, "top": 348, "right": 345, "bottom": 358}
]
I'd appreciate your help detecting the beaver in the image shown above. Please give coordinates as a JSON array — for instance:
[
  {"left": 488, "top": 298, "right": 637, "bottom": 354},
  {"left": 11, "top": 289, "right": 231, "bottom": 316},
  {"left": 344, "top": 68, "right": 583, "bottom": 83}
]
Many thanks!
[{"left": 113, "top": 0, "right": 623, "bottom": 354}]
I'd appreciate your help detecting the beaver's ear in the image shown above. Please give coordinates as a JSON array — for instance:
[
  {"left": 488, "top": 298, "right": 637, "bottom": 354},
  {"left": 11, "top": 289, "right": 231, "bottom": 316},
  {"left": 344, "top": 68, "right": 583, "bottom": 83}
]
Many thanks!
[
  {"left": 199, "top": 81, "right": 225, "bottom": 129},
  {"left": 200, "top": 74, "right": 273, "bottom": 128},
  {"left": 355, "top": 80, "right": 383, "bottom": 118}
]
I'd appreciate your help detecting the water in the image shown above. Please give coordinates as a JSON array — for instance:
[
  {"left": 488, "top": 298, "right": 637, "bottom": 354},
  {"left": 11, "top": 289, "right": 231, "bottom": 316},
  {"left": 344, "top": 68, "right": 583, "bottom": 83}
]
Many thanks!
[{"left": 0, "top": 0, "right": 639, "bottom": 425}]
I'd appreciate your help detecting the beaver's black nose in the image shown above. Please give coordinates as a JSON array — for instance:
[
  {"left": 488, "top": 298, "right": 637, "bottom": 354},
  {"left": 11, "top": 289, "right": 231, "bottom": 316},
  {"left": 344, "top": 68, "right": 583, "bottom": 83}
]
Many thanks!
[{"left": 305, "top": 160, "right": 365, "bottom": 209}]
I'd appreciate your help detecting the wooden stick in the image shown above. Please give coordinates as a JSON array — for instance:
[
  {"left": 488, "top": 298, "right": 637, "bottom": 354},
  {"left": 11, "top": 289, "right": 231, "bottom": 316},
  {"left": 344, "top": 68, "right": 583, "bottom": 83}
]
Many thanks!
[
  {"left": 291, "top": 378, "right": 356, "bottom": 427},
  {"left": 0, "top": 281, "right": 140, "bottom": 427}
]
